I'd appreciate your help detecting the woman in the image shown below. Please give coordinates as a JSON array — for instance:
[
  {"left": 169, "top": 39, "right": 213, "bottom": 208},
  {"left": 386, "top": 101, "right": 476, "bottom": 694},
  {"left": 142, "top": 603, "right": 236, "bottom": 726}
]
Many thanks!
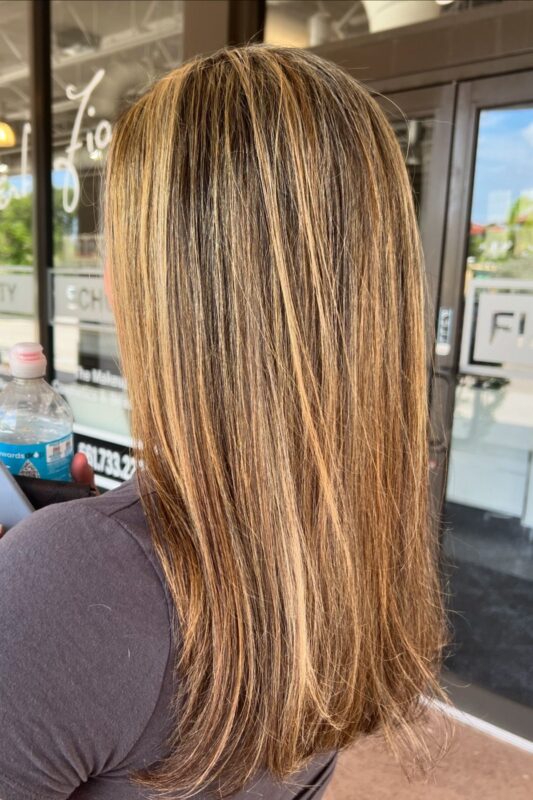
[{"left": 0, "top": 45, "right": 451, "bottom": 799}]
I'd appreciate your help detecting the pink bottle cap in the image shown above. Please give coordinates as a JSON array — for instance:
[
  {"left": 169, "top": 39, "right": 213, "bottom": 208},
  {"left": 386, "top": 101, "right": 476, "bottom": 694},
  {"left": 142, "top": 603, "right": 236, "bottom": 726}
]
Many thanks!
[{"left": 9, "top": 342, "right": 47, "bottom": 379}]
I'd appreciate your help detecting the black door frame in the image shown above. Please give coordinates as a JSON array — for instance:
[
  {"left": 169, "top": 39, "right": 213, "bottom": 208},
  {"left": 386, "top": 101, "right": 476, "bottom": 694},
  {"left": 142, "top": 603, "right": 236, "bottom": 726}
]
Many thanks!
[
  {"left": 29, "top": 0, "right": 54, "bottom": 381},
  {"left": 436, "top": 69, "right": 533, "bottom": 742},
  {"left": 433, "top": 69, "right": 533, "bottom": 506},
  {"left": 436, "top": 71, "right": 533, "bottom": 369}
]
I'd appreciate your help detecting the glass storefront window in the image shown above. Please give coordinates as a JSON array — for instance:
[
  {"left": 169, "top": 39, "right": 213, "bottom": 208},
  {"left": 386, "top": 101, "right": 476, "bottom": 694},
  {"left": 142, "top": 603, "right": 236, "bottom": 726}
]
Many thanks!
[
  {"left": 443, "top": 106, "right": 533, "bottom": 708},
  {"left": 467, "top": 107, "right": 533, "bottom": 282},
  {"left": 263, "top": 0, "right": 503, "bottom": 49},
  {"left": 50, "top": 0, "right": 184, "bottom": 488},
  {"left": 0, "top": 0, "right": 37, "bottom": 385}
]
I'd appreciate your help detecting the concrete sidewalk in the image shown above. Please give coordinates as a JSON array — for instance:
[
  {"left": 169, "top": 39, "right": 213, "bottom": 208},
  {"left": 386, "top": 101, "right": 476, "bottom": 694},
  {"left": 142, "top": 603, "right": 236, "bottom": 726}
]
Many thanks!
[{"left": 324, "top": 708, "right": 532, "bottom": 799}]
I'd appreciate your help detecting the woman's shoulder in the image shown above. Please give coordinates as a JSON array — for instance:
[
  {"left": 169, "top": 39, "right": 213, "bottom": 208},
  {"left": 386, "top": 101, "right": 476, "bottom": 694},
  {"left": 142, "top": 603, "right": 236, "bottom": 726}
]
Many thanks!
[
  {"left": 0, "top": 473, "right": 172, "bottom": 654},
  {"left": 2, "top": 473, "right": 161, "bottom": 582},
  {"left": 0, "top": 475, "right": 175, "bottom": 797}
]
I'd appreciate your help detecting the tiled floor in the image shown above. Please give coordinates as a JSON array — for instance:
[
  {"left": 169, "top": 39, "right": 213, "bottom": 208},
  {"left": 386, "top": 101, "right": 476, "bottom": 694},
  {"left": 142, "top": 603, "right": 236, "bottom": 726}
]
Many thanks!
[
  {"left": 443, "top": 501, "right": 533, "bottom": 583},
  {"left": 324, "top": 708, "right": 533, "bottom": 799},
  {"left": 441, "top": 502, "right": 533, "bottom": 708}
]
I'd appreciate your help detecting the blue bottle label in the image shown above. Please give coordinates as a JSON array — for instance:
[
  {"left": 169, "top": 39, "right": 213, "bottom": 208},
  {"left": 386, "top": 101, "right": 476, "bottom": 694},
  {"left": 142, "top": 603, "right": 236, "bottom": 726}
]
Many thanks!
[{"left": 0, "top": 433, "right": 73, "bottom": 481}]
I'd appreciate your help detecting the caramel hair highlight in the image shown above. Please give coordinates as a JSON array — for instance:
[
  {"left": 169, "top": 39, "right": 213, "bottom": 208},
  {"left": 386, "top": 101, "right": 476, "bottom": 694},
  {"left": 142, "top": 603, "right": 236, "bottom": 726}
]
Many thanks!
[{"left": 105, "top": 45, "right": 452, "bottom": 799}]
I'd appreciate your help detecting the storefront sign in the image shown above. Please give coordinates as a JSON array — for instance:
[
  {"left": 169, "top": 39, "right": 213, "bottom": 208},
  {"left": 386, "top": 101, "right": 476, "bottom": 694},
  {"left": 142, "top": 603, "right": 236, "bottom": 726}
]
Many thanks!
[
  {"left": 53, "top": 377, "right": 130, "bottom": 417},
  {"left": 52, "top": 272, "right": 114, "bottom": 325},
  {"left": 73, "top": 431, "right": 135, "bottom": 488},
  {"left": 54, "top": 69, "right": 112, "bottom": 214},
  {"left": 0, "top": 271, "right": 33, "bottom": 315},
  {"left": 75, "top": 364, "right": 126, "bottom": 391},
  {"left": 460, "top": 279, "right": 533, "bottom": 378},
  {"left": 474, "top": 292, "right": 533, "bottom": 366},
  {"left": 0, "top": 69, "right": 112, "bottom": 214}
]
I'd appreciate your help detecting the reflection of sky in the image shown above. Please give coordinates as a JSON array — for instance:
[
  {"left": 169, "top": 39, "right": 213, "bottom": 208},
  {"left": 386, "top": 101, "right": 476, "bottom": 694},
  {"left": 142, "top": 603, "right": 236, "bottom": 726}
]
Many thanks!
[
  {"left": 3, "top": 171, "right": 71, "bottom": 192},
  {"left": 471, "top": 107, "right": 533, "bottom": 225}
]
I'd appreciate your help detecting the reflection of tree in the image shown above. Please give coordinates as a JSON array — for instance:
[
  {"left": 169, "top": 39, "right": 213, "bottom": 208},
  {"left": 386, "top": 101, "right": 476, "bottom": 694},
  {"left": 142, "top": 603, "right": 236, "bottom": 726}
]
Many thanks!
[
  {"left": 508, "top": 195, "right": 533, "bottom": 225},
  {"left": 508, "top": 193, "right": 533, "bottom": 260},
  {"left": 0, "top": 195, "right": 32, "bottom": 266},
  {"left": 469, "top": 191, "right": 533, "bottom": 279},
  {"left": 0, "top": 190, "right": 75, "bottom": 267},
  {"left": 468, "top": 232, "right": 484, "bottom": 261}
]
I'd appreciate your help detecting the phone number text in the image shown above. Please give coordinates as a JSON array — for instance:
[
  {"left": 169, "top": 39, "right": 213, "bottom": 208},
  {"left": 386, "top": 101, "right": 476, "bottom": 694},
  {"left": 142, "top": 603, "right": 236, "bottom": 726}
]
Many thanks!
[{"left": 76, "top": 442, "right": 135, "bottom": 481}]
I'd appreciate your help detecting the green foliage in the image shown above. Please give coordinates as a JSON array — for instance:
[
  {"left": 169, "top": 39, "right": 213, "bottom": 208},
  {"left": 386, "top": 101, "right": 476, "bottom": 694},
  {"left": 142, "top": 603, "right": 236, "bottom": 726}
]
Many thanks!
[
  {"left": 53, "top": 187, "right": 75, "bottom": 258},
  {"left": 508, "top": 194, "right": 533, "bottom": 225},
  {"left": 0, "top": 188, "right": 76, "bottom": 267},
  {"left": 0, "top": 193, "right": 33, "bottom": 266},
  {"left": 468, "top": 233, "right": 485, "bottom": 261}
]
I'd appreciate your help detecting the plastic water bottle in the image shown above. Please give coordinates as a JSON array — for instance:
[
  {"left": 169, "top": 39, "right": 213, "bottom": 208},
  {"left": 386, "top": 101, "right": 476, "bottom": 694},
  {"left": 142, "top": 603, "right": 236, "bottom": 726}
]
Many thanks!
[{"left": 0, "top": 342, "right": 74, "bottom": 482}]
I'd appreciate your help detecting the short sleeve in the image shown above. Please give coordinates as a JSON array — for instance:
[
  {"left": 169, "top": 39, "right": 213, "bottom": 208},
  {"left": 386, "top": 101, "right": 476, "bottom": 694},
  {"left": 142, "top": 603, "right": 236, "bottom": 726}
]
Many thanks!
[{"left": 0, "top": 501, "right": 171, "bottom": 800}]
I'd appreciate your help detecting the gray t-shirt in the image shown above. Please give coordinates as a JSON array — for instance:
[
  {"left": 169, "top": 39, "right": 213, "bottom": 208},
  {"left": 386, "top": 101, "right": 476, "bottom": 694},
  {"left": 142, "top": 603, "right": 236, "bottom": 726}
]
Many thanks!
[{"left": 0, "top": 476, "right": 337, "bottom": 799}]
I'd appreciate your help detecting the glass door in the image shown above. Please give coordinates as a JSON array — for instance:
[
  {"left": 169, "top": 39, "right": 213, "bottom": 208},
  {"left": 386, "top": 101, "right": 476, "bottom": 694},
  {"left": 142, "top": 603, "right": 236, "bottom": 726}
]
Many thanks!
[{"left": 436, "top": 71, "right": 533, "bottom": 736}]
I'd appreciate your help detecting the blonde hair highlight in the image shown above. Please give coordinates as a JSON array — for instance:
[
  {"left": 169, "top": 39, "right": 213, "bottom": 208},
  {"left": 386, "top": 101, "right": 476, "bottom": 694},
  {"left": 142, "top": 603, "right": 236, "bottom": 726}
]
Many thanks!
[{"left": 105, "top": 44, "right": 452, "bottom": 799}]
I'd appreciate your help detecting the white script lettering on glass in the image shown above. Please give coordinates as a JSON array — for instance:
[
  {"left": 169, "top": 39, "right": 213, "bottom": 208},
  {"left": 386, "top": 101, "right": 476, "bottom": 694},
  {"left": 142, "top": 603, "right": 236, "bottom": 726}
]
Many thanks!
[{"left": 0, "top": 69, "right": 112, "bottom": 214}]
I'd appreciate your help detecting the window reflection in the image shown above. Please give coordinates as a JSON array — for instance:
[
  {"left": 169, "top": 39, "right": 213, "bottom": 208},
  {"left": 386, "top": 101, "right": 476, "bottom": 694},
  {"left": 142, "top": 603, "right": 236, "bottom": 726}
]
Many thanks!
[
  {"left": 52, "top": 0, "right": 183, "bottom": 268},
  {"left": 50, "top": 0, "right": 184, "bottom": 488},
  {"left": 264, "top": 0, "right": 503, "bottom": 49},
  {"left": 443, "top": 105, "right": 533, "bottom": 708},
  {"left": 468, "top": 107, "right": 533, "bottom": 282},
  {"left": 0, "top": 0, "right": 37, "bottom": 382}
]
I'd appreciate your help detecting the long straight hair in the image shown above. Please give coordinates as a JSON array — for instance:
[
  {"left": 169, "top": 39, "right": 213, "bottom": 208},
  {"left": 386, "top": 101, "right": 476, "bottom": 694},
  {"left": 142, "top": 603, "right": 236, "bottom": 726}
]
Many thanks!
[{"left": 105, "top": 45, "right": 452, "bottom": 799}]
